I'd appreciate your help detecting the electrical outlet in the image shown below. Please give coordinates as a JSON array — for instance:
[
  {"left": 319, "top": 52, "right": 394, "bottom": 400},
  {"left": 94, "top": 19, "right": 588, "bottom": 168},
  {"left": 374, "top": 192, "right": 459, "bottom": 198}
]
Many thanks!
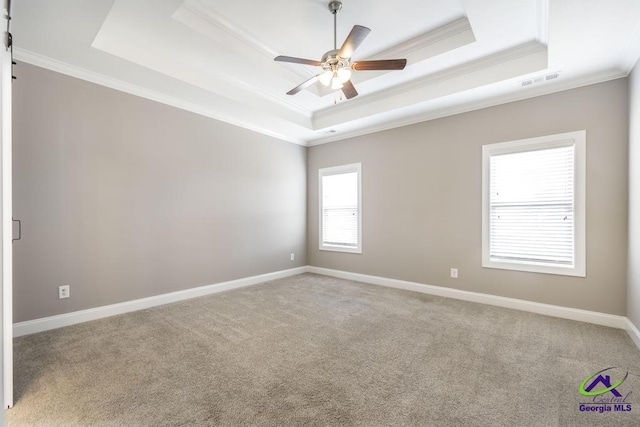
[
  {"left": 450, "top": 268, "right": 459, "bottom": 279},
  {"left": 59, "top": 285, "right": 70, "bottom": 299},
  {"left": 290, "top": 253, "right": 295, "bottom": 261}
]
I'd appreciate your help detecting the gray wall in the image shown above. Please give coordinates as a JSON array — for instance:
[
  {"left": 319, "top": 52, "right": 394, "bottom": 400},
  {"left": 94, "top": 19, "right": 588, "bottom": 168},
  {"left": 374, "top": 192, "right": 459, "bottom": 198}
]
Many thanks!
[
  {"left": 308, "top": 79, "right": 629, "bottom": 315},
  {"left": 12, "top": 62, "right": 633, "bottom": 322},
  {"left": 12, "top": 63, "right": 307, "bottom": 322},
  {"left": 629, "top": 66, "right": 640, "bottom": 329}
]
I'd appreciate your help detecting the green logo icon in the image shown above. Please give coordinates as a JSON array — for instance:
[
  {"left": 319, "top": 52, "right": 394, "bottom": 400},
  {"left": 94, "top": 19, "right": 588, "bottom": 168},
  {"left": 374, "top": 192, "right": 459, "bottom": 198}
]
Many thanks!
[{"left": 580, "top": 367, "right": 628, "bottom": 397}]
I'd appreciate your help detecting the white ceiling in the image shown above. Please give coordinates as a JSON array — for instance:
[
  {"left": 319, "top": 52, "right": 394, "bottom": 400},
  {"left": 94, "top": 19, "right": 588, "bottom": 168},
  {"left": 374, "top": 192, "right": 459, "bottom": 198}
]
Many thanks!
[{"left": 12, "top": 0, "right": 640, "bottom": 146}]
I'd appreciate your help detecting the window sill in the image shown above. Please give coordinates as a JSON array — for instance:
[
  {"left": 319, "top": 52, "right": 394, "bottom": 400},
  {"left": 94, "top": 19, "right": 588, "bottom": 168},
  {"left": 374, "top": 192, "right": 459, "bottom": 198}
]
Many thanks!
[
  {"left": 319, "top": 245, "right": 362, "bottom": 254},
  {"left": 482, "top": 259, "right": 585, "bottom": 277}
]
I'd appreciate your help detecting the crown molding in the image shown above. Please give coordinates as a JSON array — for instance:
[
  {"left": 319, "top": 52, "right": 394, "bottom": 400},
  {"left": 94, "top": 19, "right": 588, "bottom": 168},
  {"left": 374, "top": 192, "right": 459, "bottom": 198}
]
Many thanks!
[
  {"left": 195, "top": 57, "right": 314, "bottom": 119},
  {"left": 175, "top": 2, "right": 476, "bottom": 101},
  {"left": 174, "top": 0, "right": 319, "bottom": 95},
  {"left": 13, "top": 48, "right": 308, "bottom": 146},
  {"left": 308, "top": 68, "right": 626, "bottom": 146},
  {"left": 18, "top": 45, "right": 622, "bottom": 149},
  {"left": 536, "top": 0, "right": 549, "bottom": 45},
  {"left": 349, "top": 17, "right": 476, "bottom": 88},
  {"left": 620, "top": 17, "right": 640, "bottom": 74},
  {"left": 313, "top": 40, "right": 548, "bottom": 129},
  {"left": 94, "top": 2, "right": 313, "bottom": 120},
  {"left": 371, "top": 17, "right": 474, "bottom": 59},
  {"left": 178, "top": 0, "right": 278, "bottom": 59},
  {"left": 317, "top": 40, "right": 546, "bottom": 119}
]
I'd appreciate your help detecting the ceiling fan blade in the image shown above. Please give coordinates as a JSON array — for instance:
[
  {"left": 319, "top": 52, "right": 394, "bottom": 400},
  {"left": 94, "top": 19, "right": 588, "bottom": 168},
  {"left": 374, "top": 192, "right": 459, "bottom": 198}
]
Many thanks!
[
  {"left": 274, "top": 56, "right": 322, "bottom": 67},
  {"left": 351, "top": 59, "right": 407, "bottom": 71},
  {"left": 337, "top": 25, "right": 371, "bottom": 59},
  {"left": 341, "top": 80, "right": 358, "bottom": 99},
  {"left": 286, "top": 75, "right": 320, "bottom": 95}
]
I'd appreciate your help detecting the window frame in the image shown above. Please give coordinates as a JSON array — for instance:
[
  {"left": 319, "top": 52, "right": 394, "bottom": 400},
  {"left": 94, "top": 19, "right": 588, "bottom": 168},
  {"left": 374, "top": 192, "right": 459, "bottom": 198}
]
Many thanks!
[
  {"left": 318, "top": 163, "right": 362, "bottom": 254},
  {"left": 481, "top": 130, "right": 586, "bottom": 277}
]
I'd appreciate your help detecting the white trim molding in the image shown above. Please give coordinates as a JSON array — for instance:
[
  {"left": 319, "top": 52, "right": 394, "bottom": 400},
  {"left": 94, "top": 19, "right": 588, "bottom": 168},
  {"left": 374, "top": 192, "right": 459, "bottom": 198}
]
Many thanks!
[
  {"left": 307, "top": 266, "right": 628, "bottom": 330},
  {"left": 14, "top": 266, "right": 640, "bottom": 353},
  {"left": 318, "top": 163, "right": 363, "bottom": 254},
  {"left": 307, "top": 69, "right": 626, "bottom": 147},
  {"left": 626, "top": 318, "right": 640, "bottom": 350},
  {"left": 12, "top": 49, "right": 308, "bottom": 147},
  {"left": 481, "top": 130, "right": 586, "bottom": 277},
  {"left": 13, "top": 47, "right": 627, "bottom": 149},
  {"left": 13, "top": 267, "right": 307, "bottom": 337},
  {"left": 313, "top": 40, "right": 549, "bottom": 130}
]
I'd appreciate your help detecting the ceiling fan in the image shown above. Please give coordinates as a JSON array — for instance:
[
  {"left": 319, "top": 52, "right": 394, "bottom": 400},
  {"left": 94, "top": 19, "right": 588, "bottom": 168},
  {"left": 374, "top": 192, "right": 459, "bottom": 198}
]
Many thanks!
[{"left": 274, "top": 0, "right": 407, "bottom": 100}]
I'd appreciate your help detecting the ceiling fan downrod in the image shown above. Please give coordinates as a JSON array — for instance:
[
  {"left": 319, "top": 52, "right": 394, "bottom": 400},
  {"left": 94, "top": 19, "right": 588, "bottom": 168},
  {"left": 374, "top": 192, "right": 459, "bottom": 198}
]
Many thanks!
[
  {"left": 321, "top": 0, "right": 350, "bottom": 90},
  {"left": 328, "top": 1, "right": 343, "bottom": 50}
]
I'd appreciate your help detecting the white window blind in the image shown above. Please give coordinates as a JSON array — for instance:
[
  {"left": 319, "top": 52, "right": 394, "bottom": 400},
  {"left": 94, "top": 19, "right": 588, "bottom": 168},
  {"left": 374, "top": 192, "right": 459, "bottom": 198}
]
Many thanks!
[
  {"left": 489, "top": 145, "right": 574, "bottom": 265},
  {"left": 319, "top": 164, "right": 361, "bottom": 253},
  {"left": 482, "top": 130, "right": 586, "bottom": 277}
]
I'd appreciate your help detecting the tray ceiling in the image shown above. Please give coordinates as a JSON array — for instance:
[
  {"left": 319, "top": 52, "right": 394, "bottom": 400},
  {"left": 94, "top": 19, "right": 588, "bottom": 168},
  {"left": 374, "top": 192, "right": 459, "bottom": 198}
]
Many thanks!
[{"left": 11, "top": 0, "right": 640, "bottom": 145}]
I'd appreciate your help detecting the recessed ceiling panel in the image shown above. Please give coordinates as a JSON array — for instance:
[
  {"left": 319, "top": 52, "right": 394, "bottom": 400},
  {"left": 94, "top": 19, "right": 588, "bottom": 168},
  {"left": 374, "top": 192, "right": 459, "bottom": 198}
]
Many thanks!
[{"left": 11, "top": 0, "right": 640, "bottom": 145}]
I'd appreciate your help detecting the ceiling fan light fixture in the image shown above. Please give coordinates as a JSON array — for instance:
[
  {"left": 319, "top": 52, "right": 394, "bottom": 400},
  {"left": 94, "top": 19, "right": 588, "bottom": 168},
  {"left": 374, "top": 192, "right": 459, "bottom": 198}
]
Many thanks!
[
  {"left": 336, "top": 67, "right": 352, "bottom": 83},
  {"left": 274, "top": 0, "right": 407, "bottom": 100},
  {"left": 319, "top": 70, "right": 333, "bottom": 86},
  {"left": 331, "top": 77, "right": 344, "bottom": 90}
]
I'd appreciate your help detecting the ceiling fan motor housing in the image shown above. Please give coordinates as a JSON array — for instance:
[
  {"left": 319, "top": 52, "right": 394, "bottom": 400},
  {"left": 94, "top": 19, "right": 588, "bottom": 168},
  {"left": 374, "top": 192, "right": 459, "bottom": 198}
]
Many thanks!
[{"left": 321, "top": 49, "right": 350, "bottom": 72}]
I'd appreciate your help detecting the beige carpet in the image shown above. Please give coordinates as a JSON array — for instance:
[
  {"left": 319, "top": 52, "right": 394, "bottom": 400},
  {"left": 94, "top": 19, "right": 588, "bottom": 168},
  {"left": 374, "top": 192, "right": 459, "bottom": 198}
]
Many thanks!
[{"left": 7, "top": 273, "right": 640, "bottom": 426}]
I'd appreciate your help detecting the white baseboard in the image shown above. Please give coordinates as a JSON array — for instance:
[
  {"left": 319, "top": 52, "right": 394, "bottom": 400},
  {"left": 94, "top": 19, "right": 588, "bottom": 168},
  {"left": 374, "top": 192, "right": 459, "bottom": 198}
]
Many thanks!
[
  {"left": 15, "top": 265, "right": 640, "bottom": 353},
  {"left": 13, "top": 266, "right": 307, "bottom": 337},
  {"left": 307, "top": 266, "right": 629, "bottom": 330},
  {"left": 626, "top": 318, "right": 640, "bottom": 350}
]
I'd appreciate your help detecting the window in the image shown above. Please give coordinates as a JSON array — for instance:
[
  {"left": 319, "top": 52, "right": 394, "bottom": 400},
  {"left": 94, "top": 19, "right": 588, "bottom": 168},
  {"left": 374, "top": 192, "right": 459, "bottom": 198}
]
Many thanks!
[
  {"left": 482, "top": 131, "right": 586, "bottom": 277},
  {"left": 319, "top": 163, "right": 362, "bottom": 253}
]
